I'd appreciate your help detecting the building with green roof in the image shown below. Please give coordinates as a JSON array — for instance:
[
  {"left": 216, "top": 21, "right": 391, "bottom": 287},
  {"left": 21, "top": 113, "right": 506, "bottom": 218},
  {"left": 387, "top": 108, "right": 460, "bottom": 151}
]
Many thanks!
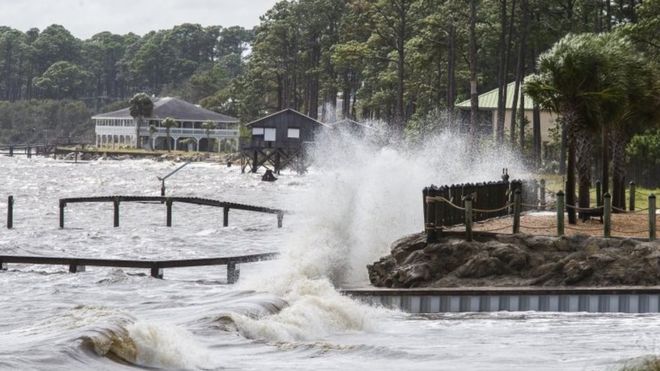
[{"left": 456, "top": 80, "right": 559, "bottom": 143}]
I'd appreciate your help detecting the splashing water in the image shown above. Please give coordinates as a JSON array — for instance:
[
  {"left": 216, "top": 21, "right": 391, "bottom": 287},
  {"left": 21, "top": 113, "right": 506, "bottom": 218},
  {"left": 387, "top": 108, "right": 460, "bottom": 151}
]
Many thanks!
[{"left": 236, "top": 127, "right": 526, "bottom": 342}]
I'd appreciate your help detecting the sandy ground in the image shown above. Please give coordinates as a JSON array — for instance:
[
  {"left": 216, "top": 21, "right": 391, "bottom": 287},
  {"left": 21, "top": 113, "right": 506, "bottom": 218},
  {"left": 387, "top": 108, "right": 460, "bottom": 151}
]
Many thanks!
[{"left": 447, "top": 210, "right": 658, "bottom": 239}]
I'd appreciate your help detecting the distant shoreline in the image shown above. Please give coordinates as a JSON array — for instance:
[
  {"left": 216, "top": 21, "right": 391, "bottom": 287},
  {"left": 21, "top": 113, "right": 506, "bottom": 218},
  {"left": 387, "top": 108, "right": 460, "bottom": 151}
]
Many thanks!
[{"left": 52, "top": 146, "right": 239, "bottom": 163}]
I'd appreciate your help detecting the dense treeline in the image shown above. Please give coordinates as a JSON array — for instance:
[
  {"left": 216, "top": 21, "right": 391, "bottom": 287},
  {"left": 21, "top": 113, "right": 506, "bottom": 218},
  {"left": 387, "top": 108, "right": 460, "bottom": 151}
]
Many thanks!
[
  {"left": 0, "top": 0, "right": 656, "bottom": 147},
  {"left": 0, "top": 23, "right": 252, "bottom": 106}
]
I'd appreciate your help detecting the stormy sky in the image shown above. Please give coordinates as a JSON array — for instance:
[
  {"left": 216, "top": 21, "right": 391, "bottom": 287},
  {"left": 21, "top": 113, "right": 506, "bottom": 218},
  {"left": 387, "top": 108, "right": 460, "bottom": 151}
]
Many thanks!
[{"left": 0, "top": 0, "right": 279, "bottom": 39}]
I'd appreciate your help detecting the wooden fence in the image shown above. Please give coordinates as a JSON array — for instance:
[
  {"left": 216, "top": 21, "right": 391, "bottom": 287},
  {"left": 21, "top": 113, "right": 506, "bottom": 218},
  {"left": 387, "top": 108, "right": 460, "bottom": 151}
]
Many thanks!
[{"left": 423, "top": 178, "right": 545, "bottom": 242}]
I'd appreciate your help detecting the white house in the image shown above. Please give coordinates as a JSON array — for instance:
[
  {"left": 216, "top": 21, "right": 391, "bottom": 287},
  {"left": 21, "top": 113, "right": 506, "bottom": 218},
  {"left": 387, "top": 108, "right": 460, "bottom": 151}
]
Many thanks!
[{"left": 92, "top": 97, "right": 240, "bottom": 151}]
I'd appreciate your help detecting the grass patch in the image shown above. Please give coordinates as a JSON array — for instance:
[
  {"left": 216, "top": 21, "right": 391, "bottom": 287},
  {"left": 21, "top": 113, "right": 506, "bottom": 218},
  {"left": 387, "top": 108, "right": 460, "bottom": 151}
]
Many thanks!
[{"left": 539, "top": 173, "right": 658, "bottom": 210}]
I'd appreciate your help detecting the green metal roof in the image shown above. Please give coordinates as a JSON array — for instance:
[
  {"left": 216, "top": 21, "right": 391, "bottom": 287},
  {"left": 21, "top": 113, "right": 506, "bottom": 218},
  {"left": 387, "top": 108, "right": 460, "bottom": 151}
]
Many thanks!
[{"left": 456, "top": 80, "right": 535, "bottom": 111}]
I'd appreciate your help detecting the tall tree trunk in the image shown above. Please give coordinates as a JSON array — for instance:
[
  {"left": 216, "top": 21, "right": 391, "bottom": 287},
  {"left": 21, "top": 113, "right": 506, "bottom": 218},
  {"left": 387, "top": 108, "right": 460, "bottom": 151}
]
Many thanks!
[
  {"left": 510, "top": 0, "right": 528, "bottom": 148},
  {"left": 396, "top": 40, "right": 405, "bottom": 132},
  {"left": 611, "top": 130, "right": 627, "bottom": 210},
  {"left": 559, "top": 125, "right": 568, "bottom": 174},
  {"left": 601, "top": 126, "right": 610, "bottom": 200},
  {"left": 519, "top": 87, "right": 525, "bottom": 149},
  {"left": 562, "top": 109, "right": 578, "bottom": 224},
  {"left": 575, "top": 124, "right": 593, "bottom": 214},
  {"left": 468, "top": 0, "right": 479, "bottom": 141},
  {"left": 135, "top": 117, "right": 142, "bottom": 148},
  {"left": 495, "top": 0, "right": 508, "bottom": 143},
  {"left": 342, "top": 77, "right": 351, "bottom": 119},
  {"left": 446, "top": 23, "right": 457, "bottom": 122},
  {"left": 532, "top": 103, "right": 541, "bottom": 168}
]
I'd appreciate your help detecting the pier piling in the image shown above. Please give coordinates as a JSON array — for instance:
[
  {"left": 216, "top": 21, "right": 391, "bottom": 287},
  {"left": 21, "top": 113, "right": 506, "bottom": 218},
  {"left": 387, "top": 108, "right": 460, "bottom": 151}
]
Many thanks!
[
  {"left": 513, "top": 189, "right": 521, "bottom": 234},
  {"left": 166, "top": 199, "right": 173, "bottom": 227},
  {"left": 557, "top": 191, "right": 565, "bottom": 236},
  {"left": 113, "top": 198, "right": 120, "bottom": 227},
  {"left": 7, "top": 196, "right": 13, "bottom": 229},
  {"left": 650, "top": 194, "right": 656, "bottom": 241}
]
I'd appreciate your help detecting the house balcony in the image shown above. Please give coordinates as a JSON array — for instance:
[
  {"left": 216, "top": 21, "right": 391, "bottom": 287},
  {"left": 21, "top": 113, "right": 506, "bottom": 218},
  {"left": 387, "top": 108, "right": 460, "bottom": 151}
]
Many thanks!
[{"left": 140, "top": 127, "right": 239, "bottom": 138}]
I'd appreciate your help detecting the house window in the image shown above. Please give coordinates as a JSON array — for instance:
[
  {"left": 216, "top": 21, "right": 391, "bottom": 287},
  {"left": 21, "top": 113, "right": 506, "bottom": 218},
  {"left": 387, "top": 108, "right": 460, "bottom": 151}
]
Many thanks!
[
  {"left": 252, "top": 127, "right": 264, "bottom": 135},
  {"left": 264, "top": 128, "right": 276, "bottom": 141},
  {"left": 287, "top": 128, "right": 300, "bottom": 139}
]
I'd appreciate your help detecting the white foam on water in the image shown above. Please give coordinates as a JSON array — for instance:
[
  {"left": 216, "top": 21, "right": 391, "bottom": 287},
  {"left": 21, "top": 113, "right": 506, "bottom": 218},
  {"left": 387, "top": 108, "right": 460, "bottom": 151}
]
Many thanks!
[
  {"left": 234, "top": 128, "right": 526, "bottom": 342},
  {"left": 126, "top": 321, "right": 211, "bottom": 369}
]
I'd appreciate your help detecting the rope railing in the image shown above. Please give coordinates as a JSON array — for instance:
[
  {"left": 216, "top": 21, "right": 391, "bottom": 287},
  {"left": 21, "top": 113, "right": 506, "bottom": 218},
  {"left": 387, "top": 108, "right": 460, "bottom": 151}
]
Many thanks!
[
  {"left": 425, "top": 196, "right": 513, "bottom": 214},
  {"left": 424, "top": 178, "right": 656, "bottom": 242},
  {"left": 564, "top": 204, "right": 604, "bottom": 212}
]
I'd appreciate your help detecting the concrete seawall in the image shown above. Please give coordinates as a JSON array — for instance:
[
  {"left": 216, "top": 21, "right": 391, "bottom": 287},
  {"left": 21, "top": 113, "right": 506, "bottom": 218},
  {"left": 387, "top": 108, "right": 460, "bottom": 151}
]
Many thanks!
[{"left": 343, "top": 287, "right": 660, "bottom": 313}]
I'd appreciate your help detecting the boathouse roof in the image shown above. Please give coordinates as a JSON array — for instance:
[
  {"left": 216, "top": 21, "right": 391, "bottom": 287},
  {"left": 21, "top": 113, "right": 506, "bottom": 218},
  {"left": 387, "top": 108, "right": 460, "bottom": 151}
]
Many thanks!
[
  {"left": 92, "top": 97, "right": 239, "bottom": 123},
  {"left": 245, "top": 108, "right": 330, "bottom": 128}
]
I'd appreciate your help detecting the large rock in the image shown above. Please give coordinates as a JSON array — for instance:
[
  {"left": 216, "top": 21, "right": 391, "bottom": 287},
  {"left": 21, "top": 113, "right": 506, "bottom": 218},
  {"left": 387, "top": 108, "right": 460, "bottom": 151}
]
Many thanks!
[{"left": 367, "top": 232, "right": 660, "bottom": 288}]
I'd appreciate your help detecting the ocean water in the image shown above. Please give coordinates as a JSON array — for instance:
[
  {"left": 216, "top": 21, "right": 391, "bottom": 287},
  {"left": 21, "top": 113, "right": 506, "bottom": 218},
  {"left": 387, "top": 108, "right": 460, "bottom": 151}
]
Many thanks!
[{"left": 1, "top": 134, "right": 659, "bottom": 370}]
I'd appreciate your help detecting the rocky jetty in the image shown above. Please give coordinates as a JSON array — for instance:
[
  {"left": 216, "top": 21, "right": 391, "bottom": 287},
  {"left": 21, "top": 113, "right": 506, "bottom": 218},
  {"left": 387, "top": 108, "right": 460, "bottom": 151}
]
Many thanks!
[{"left": 368, "top": 233, "right": 660, "bottom": 288}]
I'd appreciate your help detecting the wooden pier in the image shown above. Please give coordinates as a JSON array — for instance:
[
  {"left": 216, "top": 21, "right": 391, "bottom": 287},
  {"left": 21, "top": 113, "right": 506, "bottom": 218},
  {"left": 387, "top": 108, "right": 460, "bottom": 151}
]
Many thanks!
[
  {"left": 0, "top": 144, "right": 53, "bottom": 158},
  {"left": 59, "top": 196, "right": 286, "bottom": 229},
  {"left": 0, "top": 252, "right": 278, "bottom": 283}
]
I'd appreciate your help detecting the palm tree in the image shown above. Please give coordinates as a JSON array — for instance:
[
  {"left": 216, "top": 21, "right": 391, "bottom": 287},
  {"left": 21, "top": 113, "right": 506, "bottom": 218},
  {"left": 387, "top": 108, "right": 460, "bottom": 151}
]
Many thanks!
[
  {"left": 148, "top": 124, "right": 157, "bottom": 151},
  {"left": 525, "top": 33, "right": 615, "bottom": 224},
  {"left": 161, "top": 117, "right": 178, "bottom": 152},
  {"left": 129, "top": 93, "right": 154, "bottom": 149},
  {"left": 602, "top": 34, "right": 660, "bottom": 209},
  {"left": 201, "top": 121, "right": 216, "bottom": 152}
]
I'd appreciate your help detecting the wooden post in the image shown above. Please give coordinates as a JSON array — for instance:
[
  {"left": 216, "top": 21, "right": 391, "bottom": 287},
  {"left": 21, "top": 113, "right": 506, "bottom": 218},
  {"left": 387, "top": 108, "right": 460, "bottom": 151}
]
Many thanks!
[
  {"left": 7, "top": 196, "right": 13, "bottom": 229},
  {"left": 150, "top": 264, "right": 163, "bottom": 279},
  {"left": 629, "top": 181, "right": 636, "bottom": 211},
  {"left": 277, "top": 212, "right": 283, "bottom": 228},
  {"left": 557, "top": 191, "right": 565, "bottom": 236},
  {"left": 223, "top": 207, "right": 229, "bottom": 227},
  {"left": 113, "top": 198, "right": 120, "bottom": 227},
  {"left": 69, "top": 264, "right": 86, "bottom": 273},
  {"left": 596, "top": 180, "right": 602, "bottom": 207},
  {"left": 227, "top": 261, "right": 240, "bottom": 284},
  {"left": 604, "top": 193, "right": 612, "bottom": 238},
  {"left": 59, "top": 201, "right": 65, "bottom": 229},
  {"left": 649, "top": 194, "right": 656, "bottom": 241},
  {"left": 161, "top": 180, "right": 165, "bottom": 197},
  {"left": 275, "top": 151, "right": 281, "bottom": 174},
  {"left": 540, "top": 179, "right": 546, "bottom": 211},
  {"left": 513, "top": 189, "right": 521, "bottom": 234},
  {"left": 251, "top": 150, "right": 258, "bottom": 173},
  {"left": 425, "top": 190, "right": 437, "bottom": 243},
  {"left": 74, "top": 151, "right": 78, "bottom": 163},
  {"left": 8, "top": 145, "right": 13, "bottom": 157},
  {"left": 27, "top": 146, "right": 31, "bottom": 158},
  {"left": 464, "top": 196, "right": 473, "bottom": 241},
  {"left": 166, "top": 199, "right": 173, "bottom": 227}
]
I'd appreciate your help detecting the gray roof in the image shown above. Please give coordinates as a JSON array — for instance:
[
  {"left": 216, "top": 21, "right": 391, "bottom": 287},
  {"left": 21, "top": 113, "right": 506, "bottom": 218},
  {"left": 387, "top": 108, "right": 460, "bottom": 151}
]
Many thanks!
[
  {"left": 92, "top": 97, "right": 238, "bottom": 123},
  {"left": 246, "top": 108, "right": 330, "bottom": 128}
]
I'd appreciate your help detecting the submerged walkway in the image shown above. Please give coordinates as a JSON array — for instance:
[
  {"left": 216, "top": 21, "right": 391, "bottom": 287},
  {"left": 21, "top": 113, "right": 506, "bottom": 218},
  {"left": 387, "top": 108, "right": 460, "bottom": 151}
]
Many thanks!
[
  {"left": 0, "top": 252, "right": 278, "bottom": 283},
  {"left": 59, "top": 195, "right": 287, "bottom": 228}
]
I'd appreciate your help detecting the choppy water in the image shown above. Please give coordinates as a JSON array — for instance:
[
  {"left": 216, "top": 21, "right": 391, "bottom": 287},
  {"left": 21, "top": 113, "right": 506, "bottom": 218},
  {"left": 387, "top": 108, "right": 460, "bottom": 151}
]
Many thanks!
[{"left": 1, "top": 135, "right": 659, "bottom": 370}]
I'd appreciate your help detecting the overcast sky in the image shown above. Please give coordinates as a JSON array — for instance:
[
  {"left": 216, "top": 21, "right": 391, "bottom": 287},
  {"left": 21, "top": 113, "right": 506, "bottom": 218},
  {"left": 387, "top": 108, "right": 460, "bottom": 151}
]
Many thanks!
[{"left": 0, "top": 0, "right": 280, "bottom": 39}]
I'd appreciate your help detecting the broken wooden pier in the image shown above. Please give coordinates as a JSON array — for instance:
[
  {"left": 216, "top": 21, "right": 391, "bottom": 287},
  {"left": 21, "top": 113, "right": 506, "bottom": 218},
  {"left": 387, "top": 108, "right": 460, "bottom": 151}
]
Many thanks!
[
  {"left": 0, "top": 252, "right": 278, "bottom": 283},
  {"left": 59, "top": 196, "right": 286, "bottom": 229}
]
